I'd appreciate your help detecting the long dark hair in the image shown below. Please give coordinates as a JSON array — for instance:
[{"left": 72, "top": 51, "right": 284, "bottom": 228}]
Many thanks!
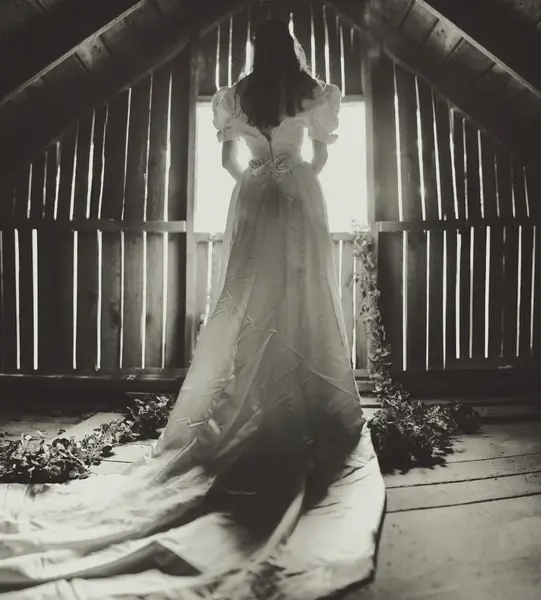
[{"left": 235, "top": 19, "right": 321, "bottom": 130}]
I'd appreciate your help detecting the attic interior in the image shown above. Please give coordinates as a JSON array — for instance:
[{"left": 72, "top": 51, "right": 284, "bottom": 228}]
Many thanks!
[
  {"left": 1, "top": 0, "right": 541, "bottom": 400},
  {"left": 0, "top": 1, "right": 541, "bottom": 598}
]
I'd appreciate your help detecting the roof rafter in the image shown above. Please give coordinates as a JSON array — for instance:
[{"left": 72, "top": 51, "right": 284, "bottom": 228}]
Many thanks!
[
  {"left": 326, "top": 0, "right": 541, "bottom": 164},
  {"left": 417, "top": 0, "right": 541, "bottom": 101},
  {"left": 0, "top": 0, "right": 147, "bottom": 106}
]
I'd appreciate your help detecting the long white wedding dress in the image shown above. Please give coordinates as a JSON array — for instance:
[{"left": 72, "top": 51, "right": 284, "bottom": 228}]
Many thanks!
[{"left": 0, "top": 82, "right": 385, "bottom": 600}]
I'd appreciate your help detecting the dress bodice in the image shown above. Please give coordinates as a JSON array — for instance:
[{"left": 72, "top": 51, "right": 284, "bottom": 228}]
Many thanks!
[{"left": 212, "top": 81, "right": 341, "bottom": 161}]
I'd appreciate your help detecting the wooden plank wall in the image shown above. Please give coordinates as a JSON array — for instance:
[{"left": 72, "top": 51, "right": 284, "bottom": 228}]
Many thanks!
[
  {"left": 0, "top": 1, "right": 369, "bottom": 383},
  {"left": 197, "top": 0, "right": 364, "bottom": 97},
  {"left": 371, "top": 51, "right": 541, "bottom": 376},
  {"left": 0, "top": 43, "right": 196, "bottom": 377}
]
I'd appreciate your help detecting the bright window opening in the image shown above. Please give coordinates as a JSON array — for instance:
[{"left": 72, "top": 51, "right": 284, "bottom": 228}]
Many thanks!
[{"left": 194, "top": 101, "right": 368, "bottom": 233}]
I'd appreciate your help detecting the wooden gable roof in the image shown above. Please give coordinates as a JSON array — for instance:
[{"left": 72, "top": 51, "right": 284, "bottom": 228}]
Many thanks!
[{"left": 0, "top": 0, "right": 540, "bottom": 175}]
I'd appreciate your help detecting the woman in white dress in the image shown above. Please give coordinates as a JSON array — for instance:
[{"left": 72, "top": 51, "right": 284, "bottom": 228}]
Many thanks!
[{"left": 0, "top": 19, "right": 385, "bottom": 600}]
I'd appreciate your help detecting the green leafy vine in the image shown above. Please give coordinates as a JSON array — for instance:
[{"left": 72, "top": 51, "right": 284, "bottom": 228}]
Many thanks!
[{"left": 351, "top": 226, "right": 481, "bottom": 472}]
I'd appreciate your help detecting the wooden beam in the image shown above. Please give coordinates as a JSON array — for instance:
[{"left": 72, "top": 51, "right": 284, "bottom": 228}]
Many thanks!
[
  {"left": 326, "top": 0, "right": 541, "bottom": 164},
  {"left": 0, "top": 0, "right": 254, "bottom": 176},
  {"left": 417, "top": 0, "right": 541, "bottom": 100},
  {"left": 0, "top": 0, "right": 147, "bottom": 106}
]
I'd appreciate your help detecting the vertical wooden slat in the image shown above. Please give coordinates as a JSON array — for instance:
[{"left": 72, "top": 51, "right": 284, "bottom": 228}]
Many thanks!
[
  {"left": 326, "top": 8, "right": 342, "bottom": 90},
  {"left": 406, "top": 230, "right": 427, "bottom": 372},
  {"left": 209, "top": 239, "right": 223, "bottom": 312},
  {"left": 198, "top": 26, "right": 219, "bottom": 96},
  {"left": 416, "top": 79, "right": 438, "bottom": 220},
  {"left": 14, "top": 166, "right": 34, "bottom": 372},
  {"left": 471, "top": 226, "right": 486, "bottom": 359},
  {"left": 312, "top": 3, "right": 326, "bottom": 81},
  {"left": 427, "top": 230, "right": 444, "bottom": 369},
  {"left": 218, "top": 18, "right": 231, "bottom": 89},
  {"left": 231, "top": 7, "right": 249, "bottom": 83},
  {"left": 51, "top": 129, "right": 76, "bottom": 371},
  {"left": 502, "top": 225, "right": 519, "bottom": 360},
  {"left": 451, "top": 111, "right": 466, "bottom": 220},
  {"left": 292, "top": 0, "right": 312, "bottom": 70},
  {"left": 479, "top": 134, "right": 498, "bottom": 219},
  {"left": 100, "top": 92, "right": 129, "bottom": 369},
  {"left": 332, "top": 239, "right": 340, "bottom": 280},
  {"left": 248, "top": 0, "right": 264, "bottom": 47},
  {"left": 123, "top": 77, "right": 152, "bottom": 369},
  {"left": 495, "top": 148, "right": 513, "bottom": 219},
  {"left": 145, "top": 66, "right": 170, "bottom": 368},
  {"left": 101, "top": 92, "right": 130, "bottom": 221},
  {"left": 72, "top": 112, "right": 94, "bottom": 220},
  {"left": 464, "top": 119, "right": 481, "bottom": 221},
  {"left": 195, "top": 239, "right": 210, "bottom": 331},
  {"left": 518, "top": 224, "right": 534, "bottom": 360},
  {"left": 30, "top": 153, "right": 46, "bottom": 220},
  {"left": 488, "top": 224, "right": 504, "bottom": 359},
  {"left": 458, "top": 228, "right": 471, "bottom": 360},
  {"left": 372, "top": 52, "right": 399, "bottom": 222},
  {"left": 100, "top": 231, "right": 122, "bottom": 369},
  {"left": 433, "top": 99, "right": 455, "bottom": 220},
  {"left": 44, "top": 143, "right": 59, "bottom": 220},
  {"left": 167, "top": 44, "right": 197, "bottom": 367},
  {"left": 343, "top": 27, "right": 363, "bottom": 95},
  {"left": 0, "top": 179, "right": 16, "bottom": 371},
  {"left": 340, "top": 240, "right": 355, "bottom": 360},
  {"left": 76, "top": 230, "right": 99, "bottom": 371},
  {"left": 89, "top": 105, "right": 108, "bottom": 219},
  {"left": 511, "top": 159, "right": 528, "bottom": 219},
  {"left": 532, "top": 224, "right": 541, "bottom": 360},
  {"left": 56, "top": 125, "right": 78, "bottom": 221},
  {"left": 37, "top": 147, "right": 58, "bottom": 372},
  {"left": 395, "top": 67, "right": 422, "bottom": 222},
  {"left": 444, "top": 229, "right": 457, "bottom": 366},
  {"left": 70, "top": 112, "right": 98, "bottom": 371},
  {"left": 378, "top": 232, "right": 403, "bottom": 373}
]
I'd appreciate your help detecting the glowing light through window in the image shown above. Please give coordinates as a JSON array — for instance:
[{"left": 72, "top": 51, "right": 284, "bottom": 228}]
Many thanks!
[{"left": 194, "top": 101, "right": 368, "bottom": 233}]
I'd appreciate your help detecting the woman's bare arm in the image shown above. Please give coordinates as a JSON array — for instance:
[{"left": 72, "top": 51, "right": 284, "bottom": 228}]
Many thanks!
[
  {"left": 310, "top": 139, "right": 329, "bottom": 175},
  {"left": 222, "top": 140, "right": 244, "bottom": 182}
]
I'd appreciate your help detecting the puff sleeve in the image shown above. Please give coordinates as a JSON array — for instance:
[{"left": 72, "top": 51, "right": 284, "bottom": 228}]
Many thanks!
[
  {"left": 307, "top": 83, "right": 341, "bottom": 144},
  {"left": 212, "top": 86, "right": 240, "bottom": 142}
]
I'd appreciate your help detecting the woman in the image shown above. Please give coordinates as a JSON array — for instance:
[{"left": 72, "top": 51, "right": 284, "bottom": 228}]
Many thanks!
[{"left": 0, "top": 19, "right": 385, "bottom": 600}]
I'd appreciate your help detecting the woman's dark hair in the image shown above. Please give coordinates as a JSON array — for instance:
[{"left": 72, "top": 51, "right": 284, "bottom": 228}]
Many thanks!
[{"left": 235, "top": 19, "right": 321, "bottom": 130}]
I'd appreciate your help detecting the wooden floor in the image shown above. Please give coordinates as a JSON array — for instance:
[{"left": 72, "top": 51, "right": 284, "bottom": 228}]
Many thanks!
[{"left": 1, "top": 401, "right": 541, "bottom": 599}]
